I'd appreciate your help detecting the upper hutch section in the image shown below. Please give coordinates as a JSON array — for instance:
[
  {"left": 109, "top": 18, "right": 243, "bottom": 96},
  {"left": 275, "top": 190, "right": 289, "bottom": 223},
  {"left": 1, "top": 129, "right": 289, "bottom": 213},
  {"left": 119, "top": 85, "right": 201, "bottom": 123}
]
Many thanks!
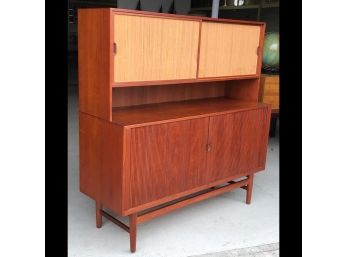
[{"left": 78, "top": 8, "right": 265, "bottom": 120}]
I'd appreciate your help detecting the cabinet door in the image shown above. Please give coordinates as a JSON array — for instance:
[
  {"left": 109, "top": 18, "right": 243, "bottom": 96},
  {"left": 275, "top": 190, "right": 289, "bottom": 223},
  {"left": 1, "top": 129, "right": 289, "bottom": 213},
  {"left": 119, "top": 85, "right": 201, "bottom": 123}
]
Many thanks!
[
  {"left": 113, "top": 14, "right": 200, "bottom": 83},
  {"left": 206, "top": 108, "right": 270, "bottom": 181},
  {"left": 198, "top": 22, "right": 261, "bottom": 78},
  {"left": 128, "top": 118, "right": 209, "bottom": 208}
]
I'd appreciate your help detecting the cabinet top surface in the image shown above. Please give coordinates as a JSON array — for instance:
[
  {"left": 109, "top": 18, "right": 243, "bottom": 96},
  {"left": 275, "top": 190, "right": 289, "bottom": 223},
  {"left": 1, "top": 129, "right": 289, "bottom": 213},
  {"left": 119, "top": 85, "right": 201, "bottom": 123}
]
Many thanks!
[
  {"left": 79, "top": 8, "right": 265, "bottom": 26},
  {"left": 112, "top": 98, "right": 269, "bottom": 128}
]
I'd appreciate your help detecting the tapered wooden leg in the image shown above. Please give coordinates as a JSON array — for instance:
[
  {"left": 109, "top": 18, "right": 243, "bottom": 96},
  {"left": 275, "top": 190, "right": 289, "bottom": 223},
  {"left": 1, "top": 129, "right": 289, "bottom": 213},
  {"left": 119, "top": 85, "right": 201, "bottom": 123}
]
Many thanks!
[
  {"left": 246, "top": 174, "right": 254, "bottom": 204},
  {"left": 129, "top": 214, "right": 137, "bottom": 253},
  {"left": 96, "top": 201, "right": 102, "bottom": 228}
]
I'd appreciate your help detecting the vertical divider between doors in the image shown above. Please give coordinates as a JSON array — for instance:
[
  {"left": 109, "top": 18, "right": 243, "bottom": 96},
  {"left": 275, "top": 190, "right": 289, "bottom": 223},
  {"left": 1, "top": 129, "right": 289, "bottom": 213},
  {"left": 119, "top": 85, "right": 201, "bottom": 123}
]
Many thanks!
[
  {"left": 109, "top": 10, "right": 115, "bottom": 121},
  {"left": 204, "top": 116, "right": 212, "bottom": 180},
  {"left": 196, "top": 19, "right": 203, "bottom": 79}
]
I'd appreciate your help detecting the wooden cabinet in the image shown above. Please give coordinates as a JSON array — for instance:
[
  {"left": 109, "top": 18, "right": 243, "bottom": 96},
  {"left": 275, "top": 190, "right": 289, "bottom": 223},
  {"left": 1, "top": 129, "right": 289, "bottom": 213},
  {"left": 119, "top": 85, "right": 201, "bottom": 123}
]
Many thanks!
[
  {"left": 199, "top": 22, "right": 261, "bottom": 78},
  {"left": 78, "top": 8, "right": 270, "bottom": 253}
]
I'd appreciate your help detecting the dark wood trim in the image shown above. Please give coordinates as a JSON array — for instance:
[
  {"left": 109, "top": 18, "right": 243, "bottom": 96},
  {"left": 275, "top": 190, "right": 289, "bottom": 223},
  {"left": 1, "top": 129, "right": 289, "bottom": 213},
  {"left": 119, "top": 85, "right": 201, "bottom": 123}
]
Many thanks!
[
  {"left": 113, "top": 75, "right": 260, "bottom": 88},
  {"left": 100, "top": 210, "right": 130, "bottom": 232},
  {"left": 129, "top": 214, "right": 137, "bottom": 253},
  {"left": 96, "top": 202, "right": 102, "bottom": 228},
  {"left": 246, "top": 174, "right": 254, "bottom": 204}
]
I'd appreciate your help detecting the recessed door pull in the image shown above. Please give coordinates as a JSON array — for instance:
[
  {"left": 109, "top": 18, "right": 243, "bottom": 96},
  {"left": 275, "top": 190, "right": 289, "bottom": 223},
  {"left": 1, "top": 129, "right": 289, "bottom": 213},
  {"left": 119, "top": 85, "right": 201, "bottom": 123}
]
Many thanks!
[{"left": 113, "top": 42, "right": 117, "bottom": 54}]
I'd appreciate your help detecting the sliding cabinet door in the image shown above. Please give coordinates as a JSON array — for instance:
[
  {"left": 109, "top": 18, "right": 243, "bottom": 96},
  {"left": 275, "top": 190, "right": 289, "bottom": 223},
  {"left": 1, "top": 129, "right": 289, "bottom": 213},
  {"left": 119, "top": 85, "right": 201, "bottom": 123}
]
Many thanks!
[
  {"left": 198, "top": 22, "right": 261, "bottom": 78},
  {"left": 113, "top": 14, "right": 200, "bottom": 83}
]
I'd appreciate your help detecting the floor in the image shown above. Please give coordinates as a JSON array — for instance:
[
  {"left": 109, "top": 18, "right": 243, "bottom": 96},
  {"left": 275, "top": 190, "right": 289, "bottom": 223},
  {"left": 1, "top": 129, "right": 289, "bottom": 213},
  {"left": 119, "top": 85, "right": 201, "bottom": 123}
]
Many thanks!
[{"left": 68, "top": 86, "right": 279, "bottom": 257}]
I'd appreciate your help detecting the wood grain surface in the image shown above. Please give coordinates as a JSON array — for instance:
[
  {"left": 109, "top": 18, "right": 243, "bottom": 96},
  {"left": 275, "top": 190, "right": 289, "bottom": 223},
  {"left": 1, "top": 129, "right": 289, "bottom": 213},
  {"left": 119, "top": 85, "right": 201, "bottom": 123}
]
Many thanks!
[
  {"left": 78, "top": 9, "right": 112, "bottom": 120},
  {"left": 128, "top": 118, "right": 209, "bottom": 207},
  {"left": 113, "top": 14, "right": 200, "bottom": 82},
  {"left": 225, "top": 79, "right": 261, "bottom": 102},
  {"left": 206, "top": 108, "right": 270, "bottom": 180},
  {"left": 198, "top": 22, "right": 260, "bottom": 78},
  {"left": 259, "top": 75, "right": 279, "bottom": 111},
  {"left": 79, "top": 113, "right": 126, "bottom": 215},
  {"left": 112, "top": 81, "right": 226, "bottom": 107},
  {"left": 112, "top": 98, "right": 268, "bottom": 127}
]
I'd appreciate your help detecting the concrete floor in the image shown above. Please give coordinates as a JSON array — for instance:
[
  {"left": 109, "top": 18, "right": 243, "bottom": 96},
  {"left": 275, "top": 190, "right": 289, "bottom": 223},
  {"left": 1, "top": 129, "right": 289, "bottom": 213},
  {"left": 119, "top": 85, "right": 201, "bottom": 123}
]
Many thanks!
[{"left": 68, "top": 87, "right": 279, "bottom": 257}]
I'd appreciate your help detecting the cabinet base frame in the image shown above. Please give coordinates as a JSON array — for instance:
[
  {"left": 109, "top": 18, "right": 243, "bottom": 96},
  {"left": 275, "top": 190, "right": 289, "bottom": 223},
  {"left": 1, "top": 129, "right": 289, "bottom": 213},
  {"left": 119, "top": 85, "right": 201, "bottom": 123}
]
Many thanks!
[{"left": 96, "top": 174, "right": 254, "bottom": 253}]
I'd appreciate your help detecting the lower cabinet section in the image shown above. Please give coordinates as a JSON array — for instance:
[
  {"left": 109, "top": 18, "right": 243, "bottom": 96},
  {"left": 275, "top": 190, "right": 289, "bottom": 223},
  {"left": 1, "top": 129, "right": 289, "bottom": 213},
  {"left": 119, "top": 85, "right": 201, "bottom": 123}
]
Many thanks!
[
  {"left": 80, "top": 104, "right": 271, "bottom": 252},
  {"left": 80, "top": 105, "right": 271, "bottom": 216},
  {"left": 127, "top": 108, "right": 270, "bottom": 209}
]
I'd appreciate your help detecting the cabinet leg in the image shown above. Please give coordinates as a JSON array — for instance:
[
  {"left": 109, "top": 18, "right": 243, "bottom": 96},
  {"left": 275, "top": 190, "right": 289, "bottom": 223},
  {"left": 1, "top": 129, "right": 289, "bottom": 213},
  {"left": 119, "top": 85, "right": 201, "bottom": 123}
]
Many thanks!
[
  {"left": 269, "top": 117, "right": 277, "bottom": 137},
  {"left": 129, "top": 214, "right": 137, "bottom": 253},
  {"left": 246, "top": 174, "right": 254, "bottom": 205},
  {"left": 96, "top": 201, "right": 102, "bottom": 228}
]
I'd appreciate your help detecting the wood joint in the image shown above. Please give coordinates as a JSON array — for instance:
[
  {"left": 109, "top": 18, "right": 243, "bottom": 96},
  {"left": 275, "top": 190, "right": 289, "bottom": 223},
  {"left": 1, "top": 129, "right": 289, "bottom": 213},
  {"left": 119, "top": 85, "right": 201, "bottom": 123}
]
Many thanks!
[{"left": 101, "top": 210, "right": 130, "bottom": 232}]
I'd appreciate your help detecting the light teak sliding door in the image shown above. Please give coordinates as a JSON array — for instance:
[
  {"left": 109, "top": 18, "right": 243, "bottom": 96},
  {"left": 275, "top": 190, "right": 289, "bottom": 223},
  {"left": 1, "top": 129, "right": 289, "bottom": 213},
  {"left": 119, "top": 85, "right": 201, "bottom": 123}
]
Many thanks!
[
  {"left": 113, "top": 14, "right": 200, "bottom": 83},
  {"left": 198, "top": 22, "right": 261, "bottom": 78}
]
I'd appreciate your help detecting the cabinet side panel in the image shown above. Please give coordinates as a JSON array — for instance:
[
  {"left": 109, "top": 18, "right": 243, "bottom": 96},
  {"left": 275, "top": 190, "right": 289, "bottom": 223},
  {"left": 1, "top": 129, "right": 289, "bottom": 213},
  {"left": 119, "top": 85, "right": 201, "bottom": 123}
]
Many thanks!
[
  {"left": 78, "top": 9, "right": 112, "bottom": 120},
  {"left": 257, "top": 106, "right": 272, "bottom": 169},
  {"left": 79, "top": 113, "right": 102, "bottom": 200},
  {"left": 238, "top": 108, "right": 268, "bottom": 172},
  {"left": 79, "top": 113, "right": 124, "bottom": 215}
]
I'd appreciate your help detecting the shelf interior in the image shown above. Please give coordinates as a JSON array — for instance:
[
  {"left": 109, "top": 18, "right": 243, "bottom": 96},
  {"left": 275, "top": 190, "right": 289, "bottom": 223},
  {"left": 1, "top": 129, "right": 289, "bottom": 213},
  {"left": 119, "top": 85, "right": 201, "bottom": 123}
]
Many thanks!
[{"left": 112, "top": 97, "right": 267, "bottom": 127}]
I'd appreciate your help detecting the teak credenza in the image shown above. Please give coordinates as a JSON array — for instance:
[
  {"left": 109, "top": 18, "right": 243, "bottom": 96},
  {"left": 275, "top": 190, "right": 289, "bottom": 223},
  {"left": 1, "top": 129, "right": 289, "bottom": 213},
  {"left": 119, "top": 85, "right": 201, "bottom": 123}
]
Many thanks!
[{"left": 78, "top": 8, "right": 271, "bottom": 253}]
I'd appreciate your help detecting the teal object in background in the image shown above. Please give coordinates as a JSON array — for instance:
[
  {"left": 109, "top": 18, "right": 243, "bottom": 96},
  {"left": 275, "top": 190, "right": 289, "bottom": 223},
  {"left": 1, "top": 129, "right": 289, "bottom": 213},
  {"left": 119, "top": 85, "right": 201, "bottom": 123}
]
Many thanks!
[{"left": 262, "top": 32, "right": 279, "bottom": 71}]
